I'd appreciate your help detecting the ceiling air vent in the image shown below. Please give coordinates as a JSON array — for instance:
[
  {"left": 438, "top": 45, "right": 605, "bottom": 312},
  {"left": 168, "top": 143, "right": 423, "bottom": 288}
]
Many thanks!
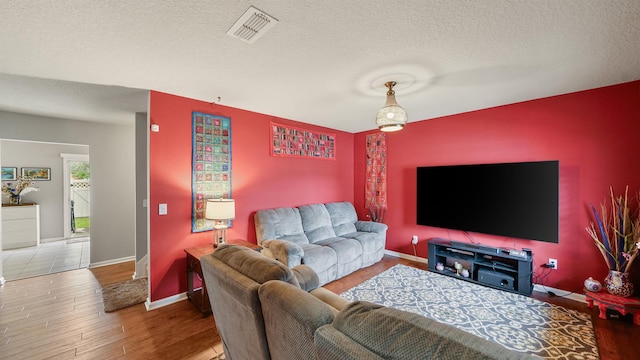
[{"left": 226, "top": 6, "right": 278, "bottom": 44}]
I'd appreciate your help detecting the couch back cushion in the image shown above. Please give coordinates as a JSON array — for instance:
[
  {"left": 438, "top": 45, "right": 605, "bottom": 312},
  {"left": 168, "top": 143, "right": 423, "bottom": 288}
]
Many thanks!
[
  {"left": 213, "top": 244, "right": 300, "bottom": 287},
  {"left": 299, "top": 204, "right": 337, "bottom": 243},
  {"left": 259, "top": 280, "right": 336, "bottom": 360},
  {"left": 325, "top": 202, "right": 358, "bottom": 236},
  {"left": 331, "top": 301, "right": 534, "bottom": 359},
  {"left": 255, "top": 207, "right": 310, "bottom": 245}
]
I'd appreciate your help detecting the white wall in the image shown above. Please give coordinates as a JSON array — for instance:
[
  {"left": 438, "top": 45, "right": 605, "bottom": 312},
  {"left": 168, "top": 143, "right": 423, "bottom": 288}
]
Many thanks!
[
  {"left": 1, "top": 140, "right": 89, "bottom": 240},
  {"left": 0, "top": 110, "right": 136, "bottom": 265}
]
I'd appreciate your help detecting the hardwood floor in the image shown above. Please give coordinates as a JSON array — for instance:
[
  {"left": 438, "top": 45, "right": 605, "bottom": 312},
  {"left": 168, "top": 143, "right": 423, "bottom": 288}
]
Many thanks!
[
  {"left": 1, "top": 255, "right": 638, "bottom": 359},
  {"left": 1, "top": 262, "right": 221, "bottom": 360}
]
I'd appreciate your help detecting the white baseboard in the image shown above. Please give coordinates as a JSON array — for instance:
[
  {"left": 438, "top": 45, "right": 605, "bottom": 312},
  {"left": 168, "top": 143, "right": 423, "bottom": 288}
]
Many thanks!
[
  {"left": 384, "top": 249, "right": 428, "bottom": 264},
  {"left": 89, "top": 256, "right": 136, "bottom": 268},
  {"left": 146, "top": 292, "right": 188, "bottom": 311},
  {"left": 40, "top": 237, "right": 65, "bottom": 243},
  {"left": 533, "top": 284, "right": 586, "bottom": 303},
  {"left": 133, "top": 255, "right": 149, "bottom": 280}
]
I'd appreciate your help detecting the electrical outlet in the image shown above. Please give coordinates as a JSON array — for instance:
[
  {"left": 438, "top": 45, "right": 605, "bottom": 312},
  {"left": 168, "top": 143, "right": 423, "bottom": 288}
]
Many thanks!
[
  {"left": 548, "top": 258, "right": 558, "bottom": 270},
  {"left": 411, "top": 235, "right": 418, "bottom": 245}
]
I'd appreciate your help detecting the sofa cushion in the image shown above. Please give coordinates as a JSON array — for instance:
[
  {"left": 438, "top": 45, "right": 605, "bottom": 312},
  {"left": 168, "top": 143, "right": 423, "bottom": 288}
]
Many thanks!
[
  {"left": 255, "top": 207, "right": 310, "bottom": 245},
  {"left": 300, "top": 243, "right": 337, "bottom": 272},
  {"left": 314, "top": 237, "right": 362, "bottom": 266},
  {"left": 325, "top": 201, "right": 358, "bottom": 236},
  {"left": 300, "top": 243, "right": 338, "bottom": 285},
  {"left": 340, "top": 231, "right": 383, "bottom": 255},
  {"left": 299, "top": 204, "right": 337, "bottom": 243}
]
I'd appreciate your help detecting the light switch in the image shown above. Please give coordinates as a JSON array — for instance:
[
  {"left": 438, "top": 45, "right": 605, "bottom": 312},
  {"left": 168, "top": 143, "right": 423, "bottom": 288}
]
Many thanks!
[{"left": 159, "top": 203, "right": 167, "bottom": 215}]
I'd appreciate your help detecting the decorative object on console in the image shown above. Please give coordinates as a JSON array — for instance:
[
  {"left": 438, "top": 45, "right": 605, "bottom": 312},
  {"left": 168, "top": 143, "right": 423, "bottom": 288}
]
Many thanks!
[
  {"left": 270, "top": 121, "right": 335, "bottom": 159},
  {"left": 584, "top": 277, "right": 602, "bottom": 292},
  {"left": 454, "top": 261, "right": 463, "bottom": 276},
  {"left": 365, "top": 132, "right": 386, "bottom": 222},
  {"left": 205, "top": 199, "right": 235, "bottom": 247},
  {"left": 1, "top": 176, "right": 39, "bottom": 205},
  {"left": 586, "top": 186, "right": 639, "bottom": 296},
  {"left": 604, "top": 270, "right": 634, "bottom": 297},
  {"left": 191, "top": 112, "right": 232, "bottom": 232},
  {"left": 375, "top": 81, "right": 407, "bottom": 132}
]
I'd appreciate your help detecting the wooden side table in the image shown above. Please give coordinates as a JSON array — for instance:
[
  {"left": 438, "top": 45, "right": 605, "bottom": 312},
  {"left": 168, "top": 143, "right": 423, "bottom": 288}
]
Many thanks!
[
  {"left": 185, "top": 239, "right": 260, "bottom": 316},
  {"left": 585, "top": 289, "right": 640, "bottom": 326}
]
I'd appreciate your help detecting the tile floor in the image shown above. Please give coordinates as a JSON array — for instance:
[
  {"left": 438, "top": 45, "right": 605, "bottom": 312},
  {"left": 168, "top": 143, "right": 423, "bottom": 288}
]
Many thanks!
[{"left": 2, "top": 237, "right": 90, "bottom": 281}]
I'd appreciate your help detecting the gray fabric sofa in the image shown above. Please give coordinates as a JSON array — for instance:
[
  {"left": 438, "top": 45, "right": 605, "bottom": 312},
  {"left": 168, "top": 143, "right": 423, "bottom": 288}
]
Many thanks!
[
  {"left": 254, "top": 201, "right": 387, "bottom": 285},
  {"left": 201, "top": 244, "right": 536, "bottom": 360}
]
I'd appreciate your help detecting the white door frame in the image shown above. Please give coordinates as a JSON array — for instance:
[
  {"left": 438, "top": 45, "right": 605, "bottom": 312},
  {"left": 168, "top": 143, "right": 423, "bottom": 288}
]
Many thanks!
[{"left": 61, "top": 153, "right": 89, "bottom": 239}]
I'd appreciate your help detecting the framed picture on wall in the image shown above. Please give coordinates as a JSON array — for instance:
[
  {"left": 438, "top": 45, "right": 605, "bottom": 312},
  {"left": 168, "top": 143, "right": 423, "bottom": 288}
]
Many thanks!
[
  {"left": 1, "top": 167, "right": 18, "bottom": 181},
  {"left": 21, "top": 167, "right": 51, "bottom": 181}
]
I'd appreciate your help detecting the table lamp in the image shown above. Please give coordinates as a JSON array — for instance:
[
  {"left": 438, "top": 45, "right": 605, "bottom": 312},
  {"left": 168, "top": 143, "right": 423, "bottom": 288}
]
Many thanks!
[{"left": 205, "top": 199, "right": 235, "bottom": 247}]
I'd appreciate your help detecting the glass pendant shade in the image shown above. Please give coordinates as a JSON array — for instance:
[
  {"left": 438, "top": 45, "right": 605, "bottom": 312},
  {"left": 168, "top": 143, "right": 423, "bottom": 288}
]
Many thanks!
[{"left": 376, "top": 81, "right": 407, "bottom": 132}]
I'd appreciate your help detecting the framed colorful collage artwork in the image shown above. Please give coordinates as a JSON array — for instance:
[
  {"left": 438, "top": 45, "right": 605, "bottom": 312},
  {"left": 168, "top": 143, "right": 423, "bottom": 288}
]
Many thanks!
[
  {"left": 270, "top": 122, "right": 335, "bottom": 160},
  {"left": 191, "top": 112, "right": 232, "bottom": 232}
]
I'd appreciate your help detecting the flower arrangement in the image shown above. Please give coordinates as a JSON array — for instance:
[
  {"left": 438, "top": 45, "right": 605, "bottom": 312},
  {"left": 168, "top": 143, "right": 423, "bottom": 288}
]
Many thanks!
[
  {"left": 586, "top": 186, "right": 640, "bottom": 273},
  {"left": 1, "top": 176, "right": 39, "bottom": 197}
]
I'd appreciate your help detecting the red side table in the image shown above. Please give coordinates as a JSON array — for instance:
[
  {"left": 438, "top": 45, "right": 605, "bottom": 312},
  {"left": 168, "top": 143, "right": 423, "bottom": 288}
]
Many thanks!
[{"left": 584, "top": 290, "right": 640, "bottom": 326}]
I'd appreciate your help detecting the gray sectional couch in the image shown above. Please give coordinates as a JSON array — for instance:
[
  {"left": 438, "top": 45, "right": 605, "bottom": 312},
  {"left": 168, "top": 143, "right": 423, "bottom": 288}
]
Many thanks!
[
  {"left": 254, "top": 201, "right": 387, "bottom": 285},
  {"left": 201, "top": 244, "right": 536, "bottom": 360}
]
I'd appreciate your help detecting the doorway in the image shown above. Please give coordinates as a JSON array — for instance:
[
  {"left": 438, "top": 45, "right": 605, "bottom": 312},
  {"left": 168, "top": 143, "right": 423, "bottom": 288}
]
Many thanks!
[
  {"left": 62, "top": 154, "right": 90, "bottom": 239},
  {"left": 1, "top": 142, "right": 90, "bottom": 282}
]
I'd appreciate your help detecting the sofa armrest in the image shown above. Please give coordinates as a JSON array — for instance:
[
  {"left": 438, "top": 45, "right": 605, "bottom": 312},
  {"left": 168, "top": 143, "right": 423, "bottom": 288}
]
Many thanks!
[
  {"left": 292, "top": 264, "right": 320, "bottom": 291},
  {"left": 355, "top": 221, "right": 388, "bottom": 234},
  {"left": 310, "top": 288, "right": 350, "bottom": 313},
  {"left": 261, "top": 239, "right": 304, "bottom": 267}
]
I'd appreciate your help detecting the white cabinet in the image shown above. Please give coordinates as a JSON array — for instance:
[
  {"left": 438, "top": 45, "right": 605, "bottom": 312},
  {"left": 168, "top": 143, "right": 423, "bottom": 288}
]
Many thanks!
[{"left": 2, "top": 204, "right": 40, "bottom": 250}]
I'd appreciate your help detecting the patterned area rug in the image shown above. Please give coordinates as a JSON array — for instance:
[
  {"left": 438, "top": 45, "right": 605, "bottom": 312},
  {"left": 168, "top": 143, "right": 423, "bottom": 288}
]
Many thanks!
[{"left": 341, "top": 265, "right": 598, "bottom": 359}]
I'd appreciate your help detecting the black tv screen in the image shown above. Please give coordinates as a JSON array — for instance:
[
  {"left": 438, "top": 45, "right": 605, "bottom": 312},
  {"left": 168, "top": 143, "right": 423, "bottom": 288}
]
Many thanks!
[{"left": 416, "top": 160, "right": 559, "bottom": 243}]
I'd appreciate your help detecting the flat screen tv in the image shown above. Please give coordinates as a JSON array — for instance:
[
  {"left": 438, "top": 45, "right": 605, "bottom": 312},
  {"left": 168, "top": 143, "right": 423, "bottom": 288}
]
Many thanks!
[{"left": 416, "top": 160, "right": 559, "bottom": 243}]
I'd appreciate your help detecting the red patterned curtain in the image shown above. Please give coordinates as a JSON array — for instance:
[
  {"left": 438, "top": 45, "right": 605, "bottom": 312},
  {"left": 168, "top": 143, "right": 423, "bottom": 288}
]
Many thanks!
[{"left": 365, "top": 133, "right": 387, "bottom": 222}]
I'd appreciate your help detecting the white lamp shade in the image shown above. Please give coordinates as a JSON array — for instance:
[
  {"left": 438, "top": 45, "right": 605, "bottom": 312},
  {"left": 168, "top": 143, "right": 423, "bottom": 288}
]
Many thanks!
[{"left": 205, "top": 199, "right": 236, "bottom": 220}]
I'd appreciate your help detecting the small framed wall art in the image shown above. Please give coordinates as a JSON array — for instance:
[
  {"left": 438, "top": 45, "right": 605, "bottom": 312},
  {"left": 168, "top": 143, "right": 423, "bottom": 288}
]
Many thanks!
[
  {"left": 1, "top": 167, "right": 18, "bottom": 181},
  {"left": 21, "top": 167, "right": 51, "bottom": 181},
  {"left": 270, "top": 122, "right": 335, "bottom": 160}
]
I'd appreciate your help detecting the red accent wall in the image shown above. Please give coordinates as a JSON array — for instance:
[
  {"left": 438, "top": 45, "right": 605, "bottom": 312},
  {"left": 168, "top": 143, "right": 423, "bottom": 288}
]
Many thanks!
[
  {"left": 354, "top": 81, "right": 640, "bottom": 292},
  {"left": 148, "top": 91, "right": 354, "bottom": 301}
]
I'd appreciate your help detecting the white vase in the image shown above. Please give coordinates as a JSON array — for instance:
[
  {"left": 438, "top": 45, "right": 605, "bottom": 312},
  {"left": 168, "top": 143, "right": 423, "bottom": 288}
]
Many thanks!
[{"left": 583, "top": 277, "right": 601, "bottom": 292}]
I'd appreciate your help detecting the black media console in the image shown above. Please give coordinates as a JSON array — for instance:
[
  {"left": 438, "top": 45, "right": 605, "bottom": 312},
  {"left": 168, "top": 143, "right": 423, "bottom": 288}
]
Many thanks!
[{"left": 427, "top": 238, "right": 533, "bottom": 296}]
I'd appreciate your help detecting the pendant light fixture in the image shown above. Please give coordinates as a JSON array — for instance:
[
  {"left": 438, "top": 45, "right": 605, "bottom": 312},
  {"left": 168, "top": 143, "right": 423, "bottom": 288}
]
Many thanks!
[{"left": 375, "top": 81, "right": 408, "bottom": 132}]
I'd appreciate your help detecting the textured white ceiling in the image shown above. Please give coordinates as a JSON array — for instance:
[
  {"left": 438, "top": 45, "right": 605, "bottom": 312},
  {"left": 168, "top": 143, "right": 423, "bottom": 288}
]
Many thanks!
[{"left": 1, "top": 1, "right": 639, "bottom": 132}]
